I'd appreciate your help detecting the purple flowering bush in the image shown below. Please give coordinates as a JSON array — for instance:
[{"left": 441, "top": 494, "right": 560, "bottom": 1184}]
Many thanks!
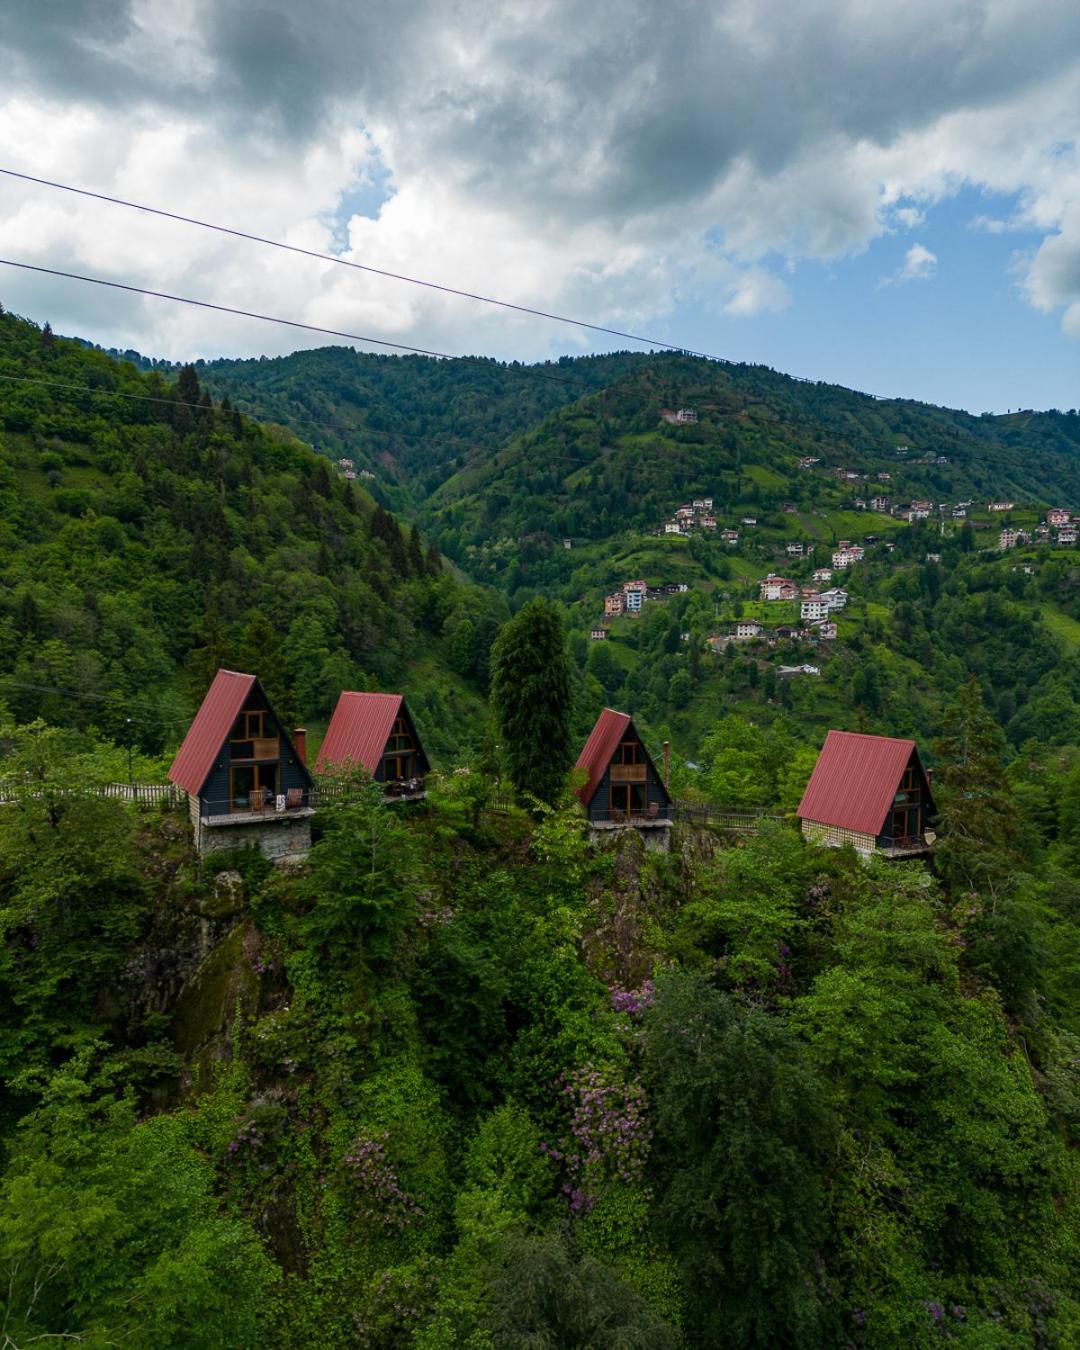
[
  {"left": 342, "top": 1134, "right": 425, "bottom": 1233},
  {"left": 610, "top": 980, "right": 655, "bottom": 1016},
  {"left": 542, "top": 1064, "right": 652, "bottom": 1215}
]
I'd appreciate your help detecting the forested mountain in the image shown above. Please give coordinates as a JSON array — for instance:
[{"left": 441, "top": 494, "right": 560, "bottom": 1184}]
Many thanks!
[
  {"left": 195, "top": 346, "right": 647, "bottom": 508},
  {"left": 8, "top": 301, "right": 1080, "bottom": 1345},
  {"left": 0, "top": 306, "right": 504, "bottom": 763}
]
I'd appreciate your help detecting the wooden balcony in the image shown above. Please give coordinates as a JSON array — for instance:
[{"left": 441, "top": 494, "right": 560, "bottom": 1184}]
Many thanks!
[
  {"left": 610, "top": 763, "right": 647, "bottom": 783},
  {"left": 252, "top": 736, "right": 280, "bottom": 760}
]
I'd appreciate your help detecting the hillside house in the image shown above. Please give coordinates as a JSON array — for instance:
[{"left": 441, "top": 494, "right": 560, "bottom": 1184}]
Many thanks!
[
  {"left": 816, "top": 620, "right": 838, "bottom": 640},
  {"left": 624, "top": 589, "right": 644, "bottom": 613},
  {"left": 871, "top": 496, "right": 889, "bottom": 512},
  {"left": 590, "top": 627, "right": 608, "bottom": 640},
  {"left": 797, "top": 730, "right": 935, "bottom": 858},
  {"left": 1048, "top": 508, "right": 1072, "bottom": 526},
  {"left": 693, "top": 497, "right": 713, "bottom": 510},
  {"left": 338, "top": 457, "right": 354, "bottom": 469},
  {"left": 820, "top": 588, "right": 848, "bottom": 610},
  {"left": 735, "top": 620, "right": 764, "bottom": 640},
  {"left": 798, "top": 456, "right": 820, "bottom": 468},
  {"left": 786, "top": 542, "right": 805, "bottom": 557},
  {"left": 1060, "top": 527, "right": 1078, "bottom": 546},
  {"left": 831, "top": 547, "right": 861, "bottom": 568},
  {"left": 801, "top": 595, "right": 825, "bottom": 622},
  {"left": 343, "top": 470, "right": 357, "bottom": 480},
  {"left": 988, "top": 501, "right": 1015, "bottom": 512},
  {"left": 926, "top": 552, "right": 942, "bottom": 563},
  {"left": 760, "top": 574, "right": 798, "bottom": 601},
  {"left": 317, "top": 692, "right": 430, "bottom": 797},
  {"left": 951, "top": 508, "right": 967, "bottom": 519},
  {"left": 999, "top": 528, "right": 1029, "bottom": 550},
  {"left": 575, "top": 709, "right": 672, "bottom": 840},
  {"left": 854, "top": 498, "right": 867, "bottom": 510},
  {"left": 605, "top": 592, "right": 626, "bottom": 616},
  {"left": 664, "top": 523, "right": 688, "bottom": 536},
  {"left": 721, "top": 529, "right": 740, "bottom": 543},
  {"left": 701, "top": 515, "right": 717, "bottom": 529},
  {"left": 813, "top": 568, "right": 833, "bottom": 583},
  {"left": 661, "top": 408, "right": 698, "bottom": 425},
  {"left": 783, "top": 502, "right": 797, "bottom": 513},
  {"left": 778, "top": 664, "right": 820, "bottom": 677},
  {"left": 935, "top": 456, "right": 949, "bottom": 465},
  {"left": 168, "top": 669, "right": 314, "bottom": 860},
  {"left": 741, "top": 516, "right": 758, "bottom": 526}
]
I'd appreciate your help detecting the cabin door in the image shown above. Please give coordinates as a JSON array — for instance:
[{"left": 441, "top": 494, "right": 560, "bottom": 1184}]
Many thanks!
[
  {"left": 609, "top": 782, "right": 646, "bottom": 819},
  {"left": 890, "top": 805, "right": 918, "bottom": 840},
  {"left": 230, "top": 762, "right": 279, "bottom": 810}
]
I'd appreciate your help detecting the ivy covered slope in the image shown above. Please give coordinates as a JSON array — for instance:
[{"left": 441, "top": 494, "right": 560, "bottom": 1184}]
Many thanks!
[
  {"left": 0, "top": 307, "right": 503, "bottom": 759},
  {"left": 5, "top": 703, "right": 1080, "bottom": 1346}
]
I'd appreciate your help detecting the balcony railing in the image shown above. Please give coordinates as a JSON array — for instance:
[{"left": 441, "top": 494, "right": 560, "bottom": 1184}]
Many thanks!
[
  {"left": 591, "top": 803, "right": 674, "bottom": 825},
  {"left": 609, "top": 764, "right": 647, "bottom": 782}
]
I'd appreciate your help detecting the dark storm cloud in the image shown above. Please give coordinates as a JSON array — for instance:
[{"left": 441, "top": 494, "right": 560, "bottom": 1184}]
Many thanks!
[{"left": 5, "top": 0, "right": 1080, "bottom": 227}]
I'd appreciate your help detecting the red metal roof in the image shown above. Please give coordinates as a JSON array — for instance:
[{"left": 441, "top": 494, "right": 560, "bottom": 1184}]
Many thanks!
[
  {"left": 168, "top": 668, "right": 255, "bottom": 796},
  {"left": 797, "top": 730, "right": 917, "bottom": 836},
  {"left": 575, "top": 708, "right": 632, "bottom": 807},
  {"left": 316, "top": 692, "right": 404, "bottom": 775}
]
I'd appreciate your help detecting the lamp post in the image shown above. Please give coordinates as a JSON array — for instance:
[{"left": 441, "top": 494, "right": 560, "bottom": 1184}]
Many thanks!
[{"left": 125, "top": 717, "right": 134, "bottom": 787}]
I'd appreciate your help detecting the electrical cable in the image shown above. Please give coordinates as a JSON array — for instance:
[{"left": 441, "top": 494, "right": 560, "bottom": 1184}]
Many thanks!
[
  {"left": 0, "top": 166, "right": 724, "bottom": 362},
  {"left": 0, "top": 257, "right": 579, "bottom": 385}
]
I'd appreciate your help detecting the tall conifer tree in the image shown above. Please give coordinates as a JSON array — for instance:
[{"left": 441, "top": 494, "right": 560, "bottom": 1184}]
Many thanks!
[{"left": 490, "top": 598, "right": 573, "bottom": 805}]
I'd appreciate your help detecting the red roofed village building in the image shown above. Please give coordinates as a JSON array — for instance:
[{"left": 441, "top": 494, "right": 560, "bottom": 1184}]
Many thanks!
[
  {"left": 168, "top": 668, "right": 314, "bottom": 859},
  {"left": 797, "top": 730, "right": 935, "bottom": 858},
  {"left": 317, "top": 692, "right": 430, "bottom": 797},
  {"left": 575, "top": 709, "right": 672, "bottom": 846}
]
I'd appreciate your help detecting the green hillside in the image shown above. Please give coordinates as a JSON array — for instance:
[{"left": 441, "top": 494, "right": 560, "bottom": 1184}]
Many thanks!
[{"left": 0, "top": 308, "right": 502, "bottom": 762}]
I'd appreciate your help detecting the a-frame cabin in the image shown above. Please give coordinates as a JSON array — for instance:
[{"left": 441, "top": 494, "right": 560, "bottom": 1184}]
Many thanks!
[
  {"left": 168, "top": 668, "right": 314, "bottom": 858},
  {"left": 575, "top": 709, "right": 672, "bottom": 836},
  {"left": 316, "top": 692, "right": 430, "bottom": 797},
  {"left": 797, "top": 730, "right": 935, "bottom": 857}
]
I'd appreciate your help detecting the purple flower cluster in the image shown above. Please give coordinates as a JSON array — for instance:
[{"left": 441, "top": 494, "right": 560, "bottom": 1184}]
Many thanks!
[
  {"left": 609, "top": 980, "right": 655, "bottom": 1016},
  {"left": 342, "top": 1134, "right": 424, "bottom": 1233},
  {"left": 542, "top": 1065, "right": 652, "bottom": 1215},
  {"left": 226, "top": 1120, "right": 262, "bottom": 1158}
]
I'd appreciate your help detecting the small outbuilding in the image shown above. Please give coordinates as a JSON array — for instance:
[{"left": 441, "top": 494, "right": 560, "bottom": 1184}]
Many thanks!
[
  {"left": 316, "top": 692, "right": 430, "bottom": 797},
  {"left": 575, "top": 709, "right": 672, "bottom": 843},
  {"left": 796, "top": 730, "right": 935, "bottom": 857},
  {"left": 169, "top": 668, "right": 313, "bottom": 859}
]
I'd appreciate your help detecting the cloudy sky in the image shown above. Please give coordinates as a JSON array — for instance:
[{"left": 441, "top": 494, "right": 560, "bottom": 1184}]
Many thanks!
[{"left": 1, "top": 0, "right": 1079, "bottom": 412}]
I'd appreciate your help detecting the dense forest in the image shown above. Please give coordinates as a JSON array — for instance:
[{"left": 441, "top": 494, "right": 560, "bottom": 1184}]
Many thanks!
[
  {"left": 7, "top": 304, "right": 1080, "bottom": 1344},
  {"left": 0, "top": 308, "right": 507, "bottom": 764}
]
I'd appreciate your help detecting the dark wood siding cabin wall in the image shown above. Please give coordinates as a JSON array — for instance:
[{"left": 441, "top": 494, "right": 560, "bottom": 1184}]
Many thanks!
[
  {"left": 576, "top": 710, "right": 672, "bottom": 824},
  {"left": 590, "top": 725, "right": 669, "bottom": 823},
  {"left": 875, "top": 749, "right": 934, "bottom": 848},
  {"left": 372, "top": 705, "right": 429, "bottom": 784},
  {"left": 198, "top": 685, "right": 309, "bottom": 816}
]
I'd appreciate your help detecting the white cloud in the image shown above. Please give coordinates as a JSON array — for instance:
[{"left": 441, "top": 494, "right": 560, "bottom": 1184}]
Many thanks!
[{"left": 1, "top": 1, "right": 1080, "bottom": 357}]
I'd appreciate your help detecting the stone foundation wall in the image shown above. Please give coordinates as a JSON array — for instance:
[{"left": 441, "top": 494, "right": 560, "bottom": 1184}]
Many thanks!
[
  {"left": 196, "top": 815, "right": 312, "bottom": 862},
  {"left": 587, "top": 822, "right": 672, "bottom": 854}
]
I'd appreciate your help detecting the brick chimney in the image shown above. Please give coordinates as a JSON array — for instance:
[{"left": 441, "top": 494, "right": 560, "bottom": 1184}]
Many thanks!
[{"left": 293, "top": 728, "right": 307, "bottom": 766}]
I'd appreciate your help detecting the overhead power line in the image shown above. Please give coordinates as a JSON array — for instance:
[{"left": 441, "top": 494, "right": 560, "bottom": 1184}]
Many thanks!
[
  {"left": 0, "top": 256, "right": 580, "bottom": 386},
  {"left": 0, "top": 166, "right": 725, "bottom": 362}
]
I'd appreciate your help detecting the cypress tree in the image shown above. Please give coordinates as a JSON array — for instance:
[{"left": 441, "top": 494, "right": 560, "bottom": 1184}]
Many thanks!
[
  {"left": 933, "top": 677, "right": 1021, "bottom": 899},
  {"left": 407, "top": 525, "right": 424, "bottom": 576},
  {"left": 490, "top": 598, "right": 573, "bottom": 805}
]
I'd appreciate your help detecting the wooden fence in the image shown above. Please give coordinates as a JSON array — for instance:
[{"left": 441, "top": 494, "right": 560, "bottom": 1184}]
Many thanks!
[{"left": 672, "top": 801, "right": 788, "bottom": 834}]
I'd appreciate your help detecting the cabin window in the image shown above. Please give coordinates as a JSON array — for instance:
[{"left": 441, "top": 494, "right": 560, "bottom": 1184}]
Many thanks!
[
  {"left": 609, "top": 782, "right": 647, "bottom": 818},
  {"left": 231, "top": 710, "right": 268, "bottom": 741},
  {"left": 612, "top": 739, "right": 642, "bottom": 765},
  {"left": 386, "top": 716, "right": 415, "bottom": 754}
]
